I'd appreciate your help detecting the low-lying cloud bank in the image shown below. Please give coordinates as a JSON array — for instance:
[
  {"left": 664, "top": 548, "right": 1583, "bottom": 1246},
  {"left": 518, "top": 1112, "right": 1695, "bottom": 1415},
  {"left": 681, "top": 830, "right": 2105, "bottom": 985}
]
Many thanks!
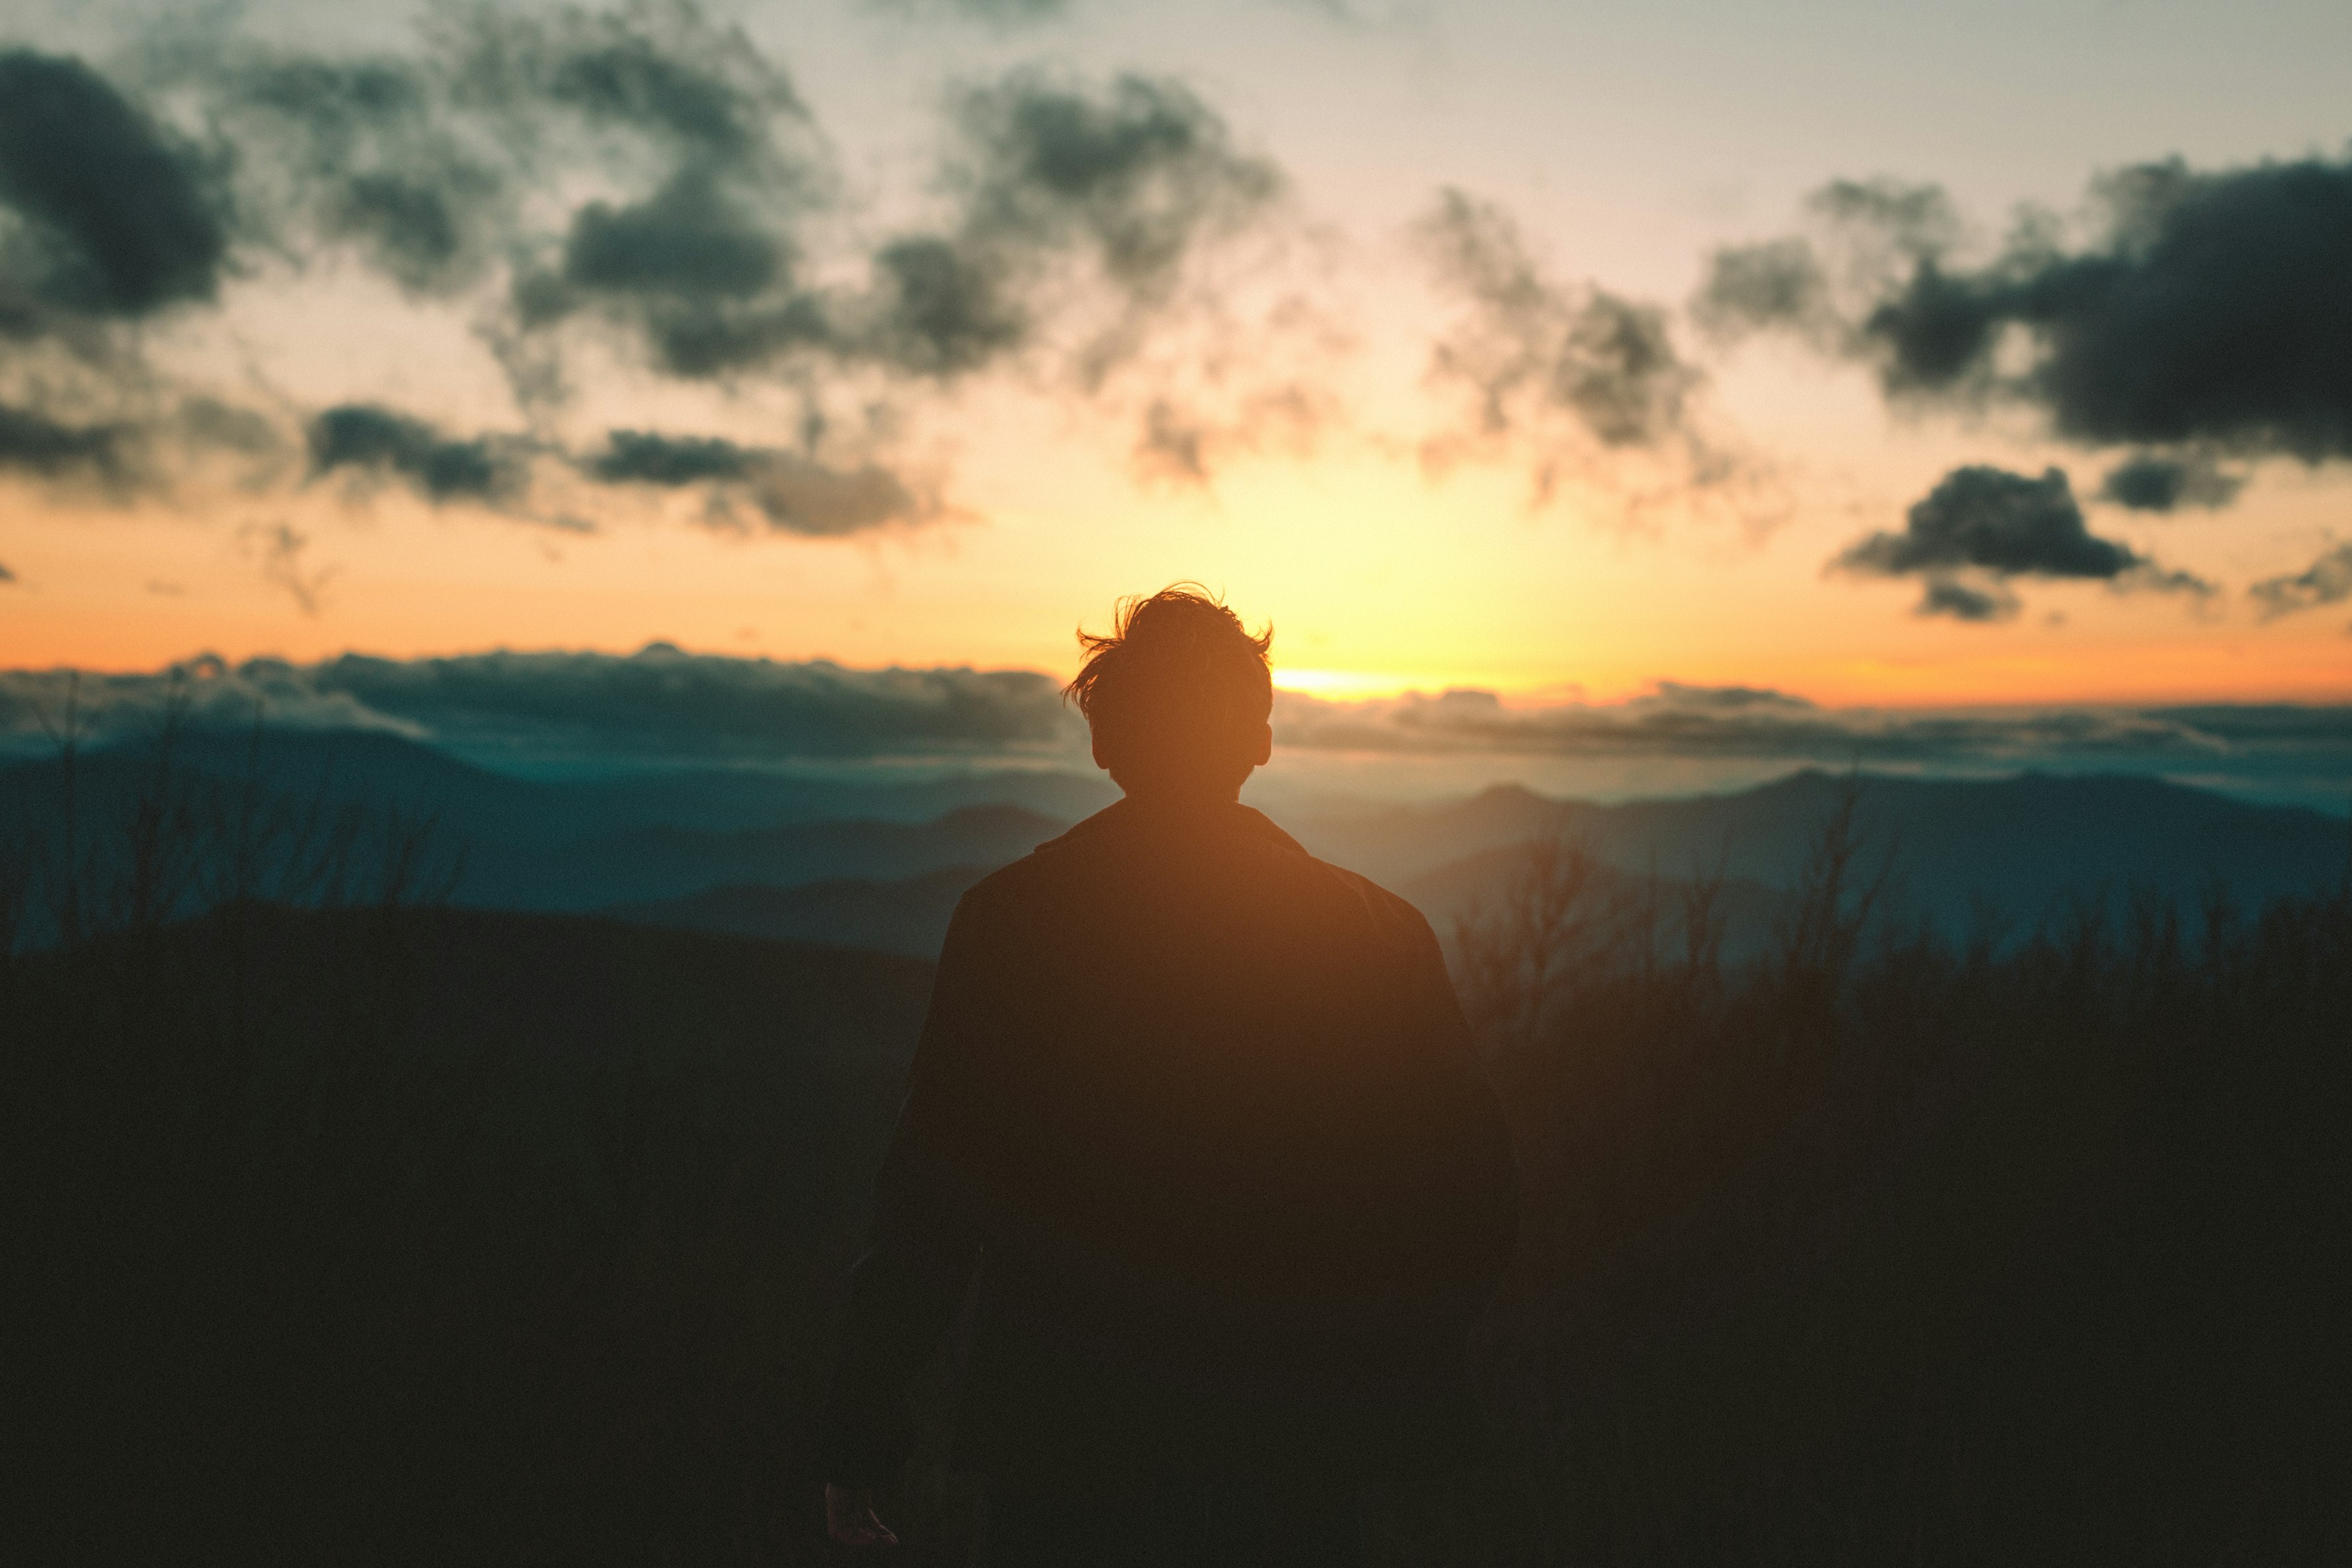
[
  {"left": 1273, "top": 682, "right": 2349, "bottom": 771},
  {"left": 0, "top": 646, "right": 1082, "bottom": 762},
  {"left": 4, "top": 652, "right": 2345, "bottom": 806}
]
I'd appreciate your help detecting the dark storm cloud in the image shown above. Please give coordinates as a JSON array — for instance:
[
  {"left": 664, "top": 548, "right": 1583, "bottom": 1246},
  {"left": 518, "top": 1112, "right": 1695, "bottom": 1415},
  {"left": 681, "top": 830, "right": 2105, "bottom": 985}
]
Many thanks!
[
  {"left": 0, "top": 49, "right": 229, "bottom": 326},
  {"left": 2248, "top": 543, "right": 2352, "bottom": 621},
  {"left": 584, "top": 429, "right": 928, "bottom": 536},
  {"left": 1703, "top": 155, "right": 2352, "bottom": 468},
  {"left": 306, "top": 404, "right": 527, "bottom": 506},
  {"left": 2097, "top": 452, "right": 2245, "bottom": 513},
  {"left": 1836, "top": 465, "right": 2210, "bottom": 621},
  {"left": 0, "top": 402, "right": 128, "bottom": 482}
]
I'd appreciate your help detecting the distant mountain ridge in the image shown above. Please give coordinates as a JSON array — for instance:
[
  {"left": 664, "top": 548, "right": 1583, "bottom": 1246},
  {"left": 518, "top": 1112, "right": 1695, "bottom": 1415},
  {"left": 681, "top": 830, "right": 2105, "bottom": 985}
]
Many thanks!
[
  {"left": 1293, "top": 769, "right": 2349, "bottom": 933},
  {"left": 605, "top": 864, "right": 994, "bottom": 957},
  {"left": 5, "top": 730, "right": 2342, "bottom": 955}
]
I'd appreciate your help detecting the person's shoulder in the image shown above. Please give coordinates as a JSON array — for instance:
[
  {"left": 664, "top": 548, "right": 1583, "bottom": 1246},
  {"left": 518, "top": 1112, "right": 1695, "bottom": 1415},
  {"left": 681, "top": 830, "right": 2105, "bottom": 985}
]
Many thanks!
[
  {"left": 955, "top": 846, "right": 1054, "bottom": 912},
  {"left": 945, "top": 815, "right": 1097, "bottom": 920},
  {"left": 1296, "top": 852, "right": 1442, "bottom": 947}
]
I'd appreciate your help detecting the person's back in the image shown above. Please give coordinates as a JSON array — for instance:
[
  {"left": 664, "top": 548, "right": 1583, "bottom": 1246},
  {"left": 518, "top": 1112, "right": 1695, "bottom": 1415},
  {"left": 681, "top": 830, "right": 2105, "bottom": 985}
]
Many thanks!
[{"left": 822, "top": 589, "right": 1519, "bottom": 1566}]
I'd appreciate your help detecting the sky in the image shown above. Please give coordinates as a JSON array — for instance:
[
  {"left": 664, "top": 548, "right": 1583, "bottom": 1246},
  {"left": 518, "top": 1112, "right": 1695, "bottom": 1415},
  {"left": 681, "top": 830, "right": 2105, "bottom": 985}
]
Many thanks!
[{"left": 1, "top": 0, "right": 2349, "bottom": 801}]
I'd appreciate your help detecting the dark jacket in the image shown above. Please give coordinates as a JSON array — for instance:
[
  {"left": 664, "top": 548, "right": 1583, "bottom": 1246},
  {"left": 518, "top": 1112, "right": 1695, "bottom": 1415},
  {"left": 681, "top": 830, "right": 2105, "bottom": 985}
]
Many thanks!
[{"left": 820, "top": 797, "right": 1519, "bottom": 1488}]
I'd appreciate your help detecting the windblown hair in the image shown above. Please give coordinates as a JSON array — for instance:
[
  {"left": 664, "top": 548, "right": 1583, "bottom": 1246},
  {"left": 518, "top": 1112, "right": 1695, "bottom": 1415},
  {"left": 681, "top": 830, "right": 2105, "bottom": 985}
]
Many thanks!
[{"left": 1065, "top": 585, "right": 1274, "bottom": 791}]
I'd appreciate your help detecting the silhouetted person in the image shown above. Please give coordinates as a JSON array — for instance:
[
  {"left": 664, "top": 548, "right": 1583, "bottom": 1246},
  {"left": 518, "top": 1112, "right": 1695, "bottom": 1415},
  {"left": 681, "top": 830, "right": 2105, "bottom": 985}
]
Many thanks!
[{"left": 821, "top": 588, "right": 1518, "bottom": 1565}]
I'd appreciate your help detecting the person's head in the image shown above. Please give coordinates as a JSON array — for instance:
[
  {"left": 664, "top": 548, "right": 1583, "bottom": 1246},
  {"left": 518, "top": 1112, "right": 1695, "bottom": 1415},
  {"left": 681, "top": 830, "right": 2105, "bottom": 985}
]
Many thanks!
[{"left": 1064, "top": 585, "right": 1274, "bottom": 801}]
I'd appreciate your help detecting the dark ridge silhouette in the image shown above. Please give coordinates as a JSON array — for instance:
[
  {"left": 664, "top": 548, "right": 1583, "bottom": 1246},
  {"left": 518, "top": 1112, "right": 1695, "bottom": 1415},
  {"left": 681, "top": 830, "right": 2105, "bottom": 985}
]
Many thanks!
[
  {"left": 529, "top": 802, "right": 1066, "bottom": 908},
  {"left": 0, "top": 728, "right": 1116, "bottom": 843},
  {"left": 604, "top": 862, "right": 994, "bottom": 956},
  {"left": 1294, "top": 769, "right": 2345, "bottom": 933}
]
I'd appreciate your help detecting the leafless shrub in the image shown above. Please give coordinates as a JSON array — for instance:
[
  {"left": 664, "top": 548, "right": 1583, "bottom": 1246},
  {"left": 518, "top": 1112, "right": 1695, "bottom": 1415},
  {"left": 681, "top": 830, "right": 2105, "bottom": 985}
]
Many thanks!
[{"left": 1442, "top": 780, "right": 2349, "bottom": 1565}]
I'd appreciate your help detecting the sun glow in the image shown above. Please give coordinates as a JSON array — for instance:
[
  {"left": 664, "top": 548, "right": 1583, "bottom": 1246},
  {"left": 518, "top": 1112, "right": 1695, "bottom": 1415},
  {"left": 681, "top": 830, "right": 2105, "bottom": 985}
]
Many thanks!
[{"left": 1269, "top": 667, "right": 1450, "bottom": 700}]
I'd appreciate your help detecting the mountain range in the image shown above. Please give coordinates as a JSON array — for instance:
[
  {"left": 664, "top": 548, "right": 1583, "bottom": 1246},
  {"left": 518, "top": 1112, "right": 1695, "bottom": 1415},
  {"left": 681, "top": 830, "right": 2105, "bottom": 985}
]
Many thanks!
[{"left": 5, "top": 729, "right": 2343, "bottom": 957}]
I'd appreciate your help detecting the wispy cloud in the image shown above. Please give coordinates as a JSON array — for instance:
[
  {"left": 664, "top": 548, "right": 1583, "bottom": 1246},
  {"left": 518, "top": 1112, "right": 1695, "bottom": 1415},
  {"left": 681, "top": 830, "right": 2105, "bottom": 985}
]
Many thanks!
[
  {"left": 240, "top": 521, "right": 336, "bottom": 615},
  {"left": 1415, "top": 187, "right": 1747, "bottom": 515},
  {"left": 2250, "top": 541, "right": 2352, "bottom": 626}
]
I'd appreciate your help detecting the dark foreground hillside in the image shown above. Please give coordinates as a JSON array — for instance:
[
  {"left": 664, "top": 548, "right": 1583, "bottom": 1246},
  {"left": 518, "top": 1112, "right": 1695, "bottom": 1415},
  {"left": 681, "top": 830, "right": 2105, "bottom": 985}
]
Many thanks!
[
  {"left": 1447, "top": 820, "right": 2349, "bottom": 1565},
  {"left": 7, "top": 789, "right": 2348, "bottom": 1564},
  {"left": 7, "top": 906, "right": 930, "bottom": 1565}
]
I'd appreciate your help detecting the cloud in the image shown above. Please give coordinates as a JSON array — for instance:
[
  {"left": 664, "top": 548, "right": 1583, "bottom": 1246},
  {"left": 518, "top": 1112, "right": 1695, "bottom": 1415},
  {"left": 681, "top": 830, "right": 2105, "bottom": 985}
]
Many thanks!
[
  {"left": 1420, "top": 189, "right": 1699, "bottom": 452},
  {"left": 2096, "top": 452, "right": 2244, "bottom": 512},
  {"left": 1271, "top": 680, "right": 2352, "bottom": 783},
  {"left": 443, "top": 5, "right": 837, "bottom": 387},
  {"left": 1840, "top": 466, "right": 2135, "bottom": 579},
  {"left": 948, "top": 72, "right": 1280, "bottom": 302},
  {"left": 0, "top": 646, "right": 1084, "bottom": 761},
  {"left": 6, "top": 651, "right": 2349, "bottom": 803},
  {"left": 0, "top": 561, "right": 14, "bottom": 583},
  {"left": 1702, "top": 154, "right": 2352, "bottom": 470},
  {"left": 847, "top": 70, "right": 1283, "bottom": 388},
  {"left": 1835, "top": 464, "right": 2212, "bottom": 620},
  {"left": 1691, "top": 235, "right": 1837, "bottom": 349},
  {"left": 0, "top": 401, "right": 128, "bottom": 482},
  {"left": 201, "top": 51, "right": 506, "bottom": 297},
  {"left": 1915, "top": 575, "right": 2017, "bottom": 623},
  {"left": 2249, "top": 542, "right": 2352, "bottom": 622},
  {"left": 241, "top": 521, "right": 336, "bottom": 615},
  {"left": 1414, "top": 187, "right": 1750, "bottom": 514},
  {"left": 306, "top": 403, "right": 529, "bottom": 506},
  {"left": 1127, "top": 383, "right": 1328, "bottom": 487},
  {"left": 0, "top": 13, "right": 1320, "bottom": 526},
  {"left": 0, "top": 49, "right": 229, "bottom": 328},
  {"left": 865, "top": 0, "right": 1074, "bottom": 24},
  {"left": 584, "top": 429, "right": 929, "bottom": 536},
  {"left": 856, "top": 233, "right": 1027, "bottom": 377}
]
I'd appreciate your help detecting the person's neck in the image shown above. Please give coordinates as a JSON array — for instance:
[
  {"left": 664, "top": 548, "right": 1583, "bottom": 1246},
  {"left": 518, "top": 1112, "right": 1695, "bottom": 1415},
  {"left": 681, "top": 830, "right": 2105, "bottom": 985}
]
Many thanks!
[{"left": 1118, "top": 785, "right": 1242, "bottom": 812}]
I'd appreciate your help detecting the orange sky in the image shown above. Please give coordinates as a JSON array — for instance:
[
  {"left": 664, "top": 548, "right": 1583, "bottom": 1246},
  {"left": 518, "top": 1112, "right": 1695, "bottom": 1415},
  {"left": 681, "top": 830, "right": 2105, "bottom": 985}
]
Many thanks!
[{"left": 3, "top": 0, "right": 2349, "bottom": 711}]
